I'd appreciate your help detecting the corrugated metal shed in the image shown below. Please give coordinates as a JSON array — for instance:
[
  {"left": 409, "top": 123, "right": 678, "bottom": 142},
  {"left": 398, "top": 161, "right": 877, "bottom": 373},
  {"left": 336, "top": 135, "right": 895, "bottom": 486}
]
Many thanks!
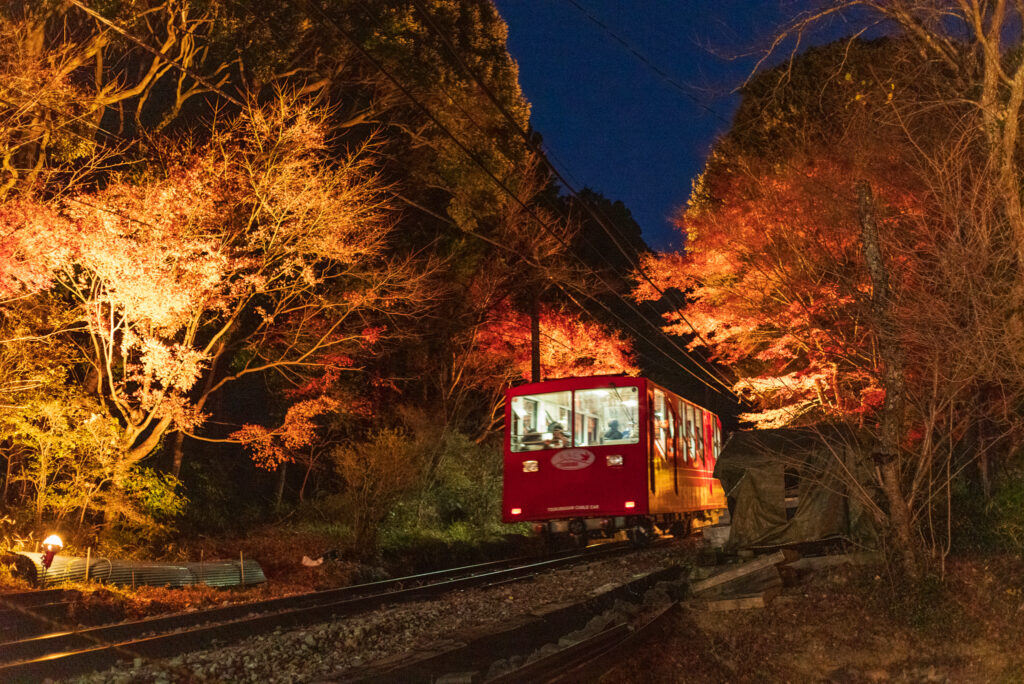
[{"left": 11, "top": 552, "right": 266, "bottom": 588}]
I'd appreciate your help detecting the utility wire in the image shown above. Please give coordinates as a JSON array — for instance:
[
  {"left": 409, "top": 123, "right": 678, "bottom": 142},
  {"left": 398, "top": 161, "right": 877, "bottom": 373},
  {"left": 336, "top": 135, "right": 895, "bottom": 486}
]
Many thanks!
[
  {"left": 359, "top": 24, "right": 727, "bottom": 392},
  {"left": 41, "top": 0, "right": 738, "bottom": 400},
  {"left": 398, "top": 0, "right": 738, "bottom": 396},
  {"left": 388, "top": 181, "right": 729, "bottom": 393},
  {"left": 407, "top": 0, "right": 727, "bottom": 353},
  {"left": 311, "top": 0, "right": 735, "bottom": 396}
]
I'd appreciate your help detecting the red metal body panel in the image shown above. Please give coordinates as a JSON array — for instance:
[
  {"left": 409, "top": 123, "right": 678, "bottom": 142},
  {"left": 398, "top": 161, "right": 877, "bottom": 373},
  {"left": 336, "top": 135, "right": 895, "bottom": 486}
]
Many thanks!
[
  {"left": 502, "top": 376, "right": 649, "bottom": 522},
  {"left": 502, "top": 375, "right": 727, "bottom": 524}
]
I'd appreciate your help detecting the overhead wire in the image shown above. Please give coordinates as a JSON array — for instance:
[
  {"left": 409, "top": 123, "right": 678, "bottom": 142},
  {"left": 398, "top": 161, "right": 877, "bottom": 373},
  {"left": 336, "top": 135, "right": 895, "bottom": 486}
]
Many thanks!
[
  {"left": 351, "top": 34, "right": 729, "bottom": 391},
  {"left": 389, "top": 180, "right": 725, "bottom": 392},
  {"left": 559, "top": 0, "right": 883, "bottom": 416},
  {"left": 334, "top": 0, "right": 737, "bottom": 396},
  {"left": 365, "top": 0, "right": 739, "bottom": 397},
  {"left": 40, "top": 0, "right": 739, "bottom": 399},
  {"left": 405, "top": 0, "right": 735, "bottom": 382}
]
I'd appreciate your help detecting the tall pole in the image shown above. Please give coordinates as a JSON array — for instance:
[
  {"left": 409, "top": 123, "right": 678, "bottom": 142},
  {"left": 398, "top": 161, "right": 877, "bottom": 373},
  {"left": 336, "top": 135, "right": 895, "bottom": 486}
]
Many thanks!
[{"left": 530, "top": 297, "right": 541, "bottom": 383}]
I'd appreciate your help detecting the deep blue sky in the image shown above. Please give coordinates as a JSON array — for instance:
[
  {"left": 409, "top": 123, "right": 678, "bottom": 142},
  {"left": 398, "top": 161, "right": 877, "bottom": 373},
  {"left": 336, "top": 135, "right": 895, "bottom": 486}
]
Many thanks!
[{"left": 491, "top": 1, "right": 799, "bottom": 251}]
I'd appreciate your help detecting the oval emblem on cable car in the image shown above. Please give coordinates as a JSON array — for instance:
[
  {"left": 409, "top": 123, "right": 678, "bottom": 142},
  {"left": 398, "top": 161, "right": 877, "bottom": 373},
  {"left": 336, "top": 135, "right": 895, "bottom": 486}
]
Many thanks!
[{"left": 551, "top": 449, "right": 596, "bottom": 471}]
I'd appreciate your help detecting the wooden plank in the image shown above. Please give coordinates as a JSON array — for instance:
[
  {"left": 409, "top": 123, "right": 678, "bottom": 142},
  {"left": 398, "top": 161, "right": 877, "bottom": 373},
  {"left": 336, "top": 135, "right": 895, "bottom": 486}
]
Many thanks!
[
  {"left": 703, "top": 587, "right": 781, "bottom": 612},
  {"left": 693, "top": 565, "right": 781, "bottom": 598},
  {"left": 785, "top": 551, "right": 882, "bottom": 571},
  {"left": 689, "top": 551, "right": 787, "bottom": 595}
]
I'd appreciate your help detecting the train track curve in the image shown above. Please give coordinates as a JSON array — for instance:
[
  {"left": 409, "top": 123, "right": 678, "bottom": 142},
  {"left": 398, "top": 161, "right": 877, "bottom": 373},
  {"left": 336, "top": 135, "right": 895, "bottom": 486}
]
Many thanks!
[{"left": 0, "top": 541, "right": 651, "bottom": 682}]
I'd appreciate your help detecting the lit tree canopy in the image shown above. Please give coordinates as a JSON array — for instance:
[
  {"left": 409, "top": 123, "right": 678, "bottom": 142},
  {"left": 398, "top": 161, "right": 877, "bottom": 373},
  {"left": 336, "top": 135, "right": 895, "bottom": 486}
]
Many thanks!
[{"left": 2, "top": 101, "right": 414, "bottom": 465}]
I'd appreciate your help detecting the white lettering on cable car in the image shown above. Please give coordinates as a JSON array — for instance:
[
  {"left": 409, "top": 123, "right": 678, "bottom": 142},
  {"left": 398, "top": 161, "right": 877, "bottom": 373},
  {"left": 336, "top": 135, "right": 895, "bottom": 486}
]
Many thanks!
[{"left": 550, "top": 448, "right": 596, "bottom": 470}]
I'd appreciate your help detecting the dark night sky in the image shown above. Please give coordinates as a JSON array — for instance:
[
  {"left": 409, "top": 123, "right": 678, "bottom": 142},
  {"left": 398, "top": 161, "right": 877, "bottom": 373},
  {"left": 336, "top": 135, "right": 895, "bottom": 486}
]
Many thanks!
[{"left": 491, "top": 1, "right": 811, "bottom": 251}]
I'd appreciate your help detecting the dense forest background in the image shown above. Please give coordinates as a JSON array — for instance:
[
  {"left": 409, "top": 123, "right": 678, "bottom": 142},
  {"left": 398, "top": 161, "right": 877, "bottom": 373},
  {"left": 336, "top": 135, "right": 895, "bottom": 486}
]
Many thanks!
[
  {"left": 3, "top": 0, "right": 1024, "bottom": 578},
  {"left": 0, "top": 0, "right": 703, "bottom": 560}
]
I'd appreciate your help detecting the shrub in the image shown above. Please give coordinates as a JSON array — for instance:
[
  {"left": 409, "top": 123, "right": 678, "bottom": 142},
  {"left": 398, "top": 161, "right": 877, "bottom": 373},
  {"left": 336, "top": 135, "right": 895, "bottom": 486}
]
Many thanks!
[
  {"left": 949, "top": 466, "right": 1024, "bottom": 558},
  {"left": 988, "top": 467, "right": 1024, "bottom": 558},
  {"left": 330, "top": 428, "right": 426, "bottom": 559}
]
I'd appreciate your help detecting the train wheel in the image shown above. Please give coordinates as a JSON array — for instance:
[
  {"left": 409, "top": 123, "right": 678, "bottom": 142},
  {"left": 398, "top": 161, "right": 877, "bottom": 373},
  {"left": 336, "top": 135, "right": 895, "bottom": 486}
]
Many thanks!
[
  {"left": 628, "top": 520, "right": 654, "bottom": 547},
  {"left": 671, "top": 516, "right": 693, "bottom": 539},
  {"left": 568, "top": 519, "right": 587, "bottom": 549}
]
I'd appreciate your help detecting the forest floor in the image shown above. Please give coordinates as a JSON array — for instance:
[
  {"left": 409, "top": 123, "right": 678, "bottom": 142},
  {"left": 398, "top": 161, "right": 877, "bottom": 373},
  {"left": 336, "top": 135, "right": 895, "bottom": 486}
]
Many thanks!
[
  {"left": 3, "top": 535, "right": 1023, "bottom": 682},
  {"left": 602, "top": 553, "right": 1024, "bottom": 683},
  {"left": 0, "top": 525, "right": 532, "bottom": 625}
]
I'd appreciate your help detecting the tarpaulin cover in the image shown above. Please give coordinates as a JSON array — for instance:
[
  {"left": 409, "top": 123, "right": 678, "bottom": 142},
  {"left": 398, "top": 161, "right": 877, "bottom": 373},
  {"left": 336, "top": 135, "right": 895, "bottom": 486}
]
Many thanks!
[
  {"left": 714, "top": 425, "right": 880, "bottom": 550},
  {"left": 6, "top": 552, "right": 266, "bottom": 588}
]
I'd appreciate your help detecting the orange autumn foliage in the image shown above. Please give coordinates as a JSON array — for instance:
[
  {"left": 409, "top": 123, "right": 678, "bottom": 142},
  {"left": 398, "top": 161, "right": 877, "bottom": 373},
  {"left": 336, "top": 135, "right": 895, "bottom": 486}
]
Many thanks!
[
  {"left": 639, "top": 157, "right": 921, "bottom": 427},
  {"left": 475, "top": 303, "right": 638, "bottom": 382},
  {"left": 0, "top": 100, "right": 401, "bottom": 466}
]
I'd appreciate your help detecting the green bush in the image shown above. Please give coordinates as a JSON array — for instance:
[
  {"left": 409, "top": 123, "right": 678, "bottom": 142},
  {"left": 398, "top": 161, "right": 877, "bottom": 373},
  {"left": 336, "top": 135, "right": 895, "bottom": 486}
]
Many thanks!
[
  {"left": 988, "top": 467, "right": 1024, "bottom": 557},
  {"left": 404, "top": 432, "right": 506, "bottom": 533},
  {"left": 950, "top": 466, "right": 1024, "bottom": 558},
  {"left": 120, "top": 468, "right": 187, "bottom": 522}
]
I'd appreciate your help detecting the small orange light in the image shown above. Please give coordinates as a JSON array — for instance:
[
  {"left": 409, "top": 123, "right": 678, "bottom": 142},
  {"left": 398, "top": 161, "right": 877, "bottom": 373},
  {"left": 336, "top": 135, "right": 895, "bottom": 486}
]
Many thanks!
[
  {"left": 624, "top": 501, "right": 635, "bottom": 509},
  {"left": 511, "top": 507, "right": 522, "bottom": 515}
]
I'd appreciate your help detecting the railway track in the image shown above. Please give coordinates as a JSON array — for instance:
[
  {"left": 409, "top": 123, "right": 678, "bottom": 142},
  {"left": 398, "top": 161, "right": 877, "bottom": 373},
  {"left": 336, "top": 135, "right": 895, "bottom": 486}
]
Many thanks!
[
  {"left": 0, "top": 541, "right": 647, "bottom": 682},
  {"left": 488, "top": 602, "right": 681, "bottom": 683},
  {"left": 0, "top": 588, "right": 79, "bottom": 642},
  {"left": 343, "top": 562, "right": 684, "bottom": 683}
]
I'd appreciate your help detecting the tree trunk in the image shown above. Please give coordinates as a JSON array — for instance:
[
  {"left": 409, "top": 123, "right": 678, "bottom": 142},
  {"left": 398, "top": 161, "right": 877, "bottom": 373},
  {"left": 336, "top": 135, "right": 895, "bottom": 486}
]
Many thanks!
[
  {"left": 858, "top": 181, "right": 921, "bottom": 579},
  {"left": 170, "top": 431, "right": 186, "bottom": 478},
  {"left": 274, "top": 462, "right": 287, "bottom": 511},
  {"left": 299, "top": 456, "right": 314, "bottom": 503},
  {"left": 125, "top": 415, "right": 175, "bottom": 464}
]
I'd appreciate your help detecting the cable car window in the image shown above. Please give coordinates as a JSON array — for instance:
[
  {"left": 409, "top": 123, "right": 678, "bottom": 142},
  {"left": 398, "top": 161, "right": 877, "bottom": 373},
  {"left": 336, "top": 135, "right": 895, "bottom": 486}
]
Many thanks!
[
  {"left": 668, "top": 399, "right": 677, "bottom": 462},
  {"left": 573, "top": 386, "right": 639, "bottom": 447},
  {"left": 653, "top": 389, "right": 668, "bottom": 463},
  {"left": 510, "top": 391, "right": 572, "bottom": 452},
  {"left": 713, "top": 420, "right": 721, "bottom": 462},
  {"left": 696, "top": 410, "right": 705, "bottom": 462},
  {"left": 684, "top": 402, "right": 697, "bottom": 464}
]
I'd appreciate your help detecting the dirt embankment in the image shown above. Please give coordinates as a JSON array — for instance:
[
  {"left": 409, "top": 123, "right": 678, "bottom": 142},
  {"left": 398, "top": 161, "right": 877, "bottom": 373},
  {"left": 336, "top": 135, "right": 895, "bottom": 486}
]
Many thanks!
[{"left": 602, "top": 555, "right": 1024, "bottom": 683}]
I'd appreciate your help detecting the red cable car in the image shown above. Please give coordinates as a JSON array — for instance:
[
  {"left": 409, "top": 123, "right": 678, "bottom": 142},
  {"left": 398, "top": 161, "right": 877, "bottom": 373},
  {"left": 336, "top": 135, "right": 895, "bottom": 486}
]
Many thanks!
[{"left": 502, "top": 375, "right": 727, "bottom": 543}]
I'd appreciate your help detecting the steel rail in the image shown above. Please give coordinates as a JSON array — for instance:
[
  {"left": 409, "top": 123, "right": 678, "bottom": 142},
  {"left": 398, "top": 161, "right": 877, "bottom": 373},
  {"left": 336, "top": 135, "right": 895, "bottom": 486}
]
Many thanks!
[
  {"left": 0, "top": 543, "right": 641, "bottom": 681},
  {"left": 0, "top": 589, "right": 81, "bottom": 642},
  {"left": 0, "top": 588, "right": 77, "bottom": 608},
  {"left": 487, "top": 601, "right": 682, "bottom": 683},
  {"left": 0, "top": 601, "right": 74, "bottom": 640},
  {"left": 0, "top": 547, "right": 601, "bottom": 663},
  {"left": 485, "top": 623, "right": 633, "bottom": 683},
  {"left": 343, "top": 563, "right": 683, "bottom": 684}
]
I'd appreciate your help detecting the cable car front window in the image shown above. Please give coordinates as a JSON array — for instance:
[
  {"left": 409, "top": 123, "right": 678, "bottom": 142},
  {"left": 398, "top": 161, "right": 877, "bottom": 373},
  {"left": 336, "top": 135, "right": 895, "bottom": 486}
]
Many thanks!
[
  {"left": 510, "top": 391, "right": 572, "bottom": 452},
  {"left": 573, "top": 386, "right": 640, "bottom": 447}
]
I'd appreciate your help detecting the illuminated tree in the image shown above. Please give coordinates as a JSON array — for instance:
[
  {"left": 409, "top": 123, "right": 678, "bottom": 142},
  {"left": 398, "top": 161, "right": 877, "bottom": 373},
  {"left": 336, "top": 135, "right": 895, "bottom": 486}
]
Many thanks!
[
  {"left": 477, "top": 303, "right": 638, "bottom": 383},
  {"left": 0, "top": 0, "right": 245, "bottom": 199},
  {"left": 1, "top": 100, "right": 420, "bottom": 473},
  {"left": 0, "top": 0, "right": 614, "bottom": 536},
  {"left": 641, "top": 36, "right": 1024, "bottom": 576}
]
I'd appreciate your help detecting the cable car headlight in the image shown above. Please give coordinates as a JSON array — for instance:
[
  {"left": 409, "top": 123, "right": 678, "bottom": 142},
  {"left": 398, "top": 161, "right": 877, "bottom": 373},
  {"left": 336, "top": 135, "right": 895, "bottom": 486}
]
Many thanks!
[
  {"left": 606, "top": 454, "right": 624, "bottom": 467},
  {"left": 522, "top": 460, "right": 539, "bottom": 473}
]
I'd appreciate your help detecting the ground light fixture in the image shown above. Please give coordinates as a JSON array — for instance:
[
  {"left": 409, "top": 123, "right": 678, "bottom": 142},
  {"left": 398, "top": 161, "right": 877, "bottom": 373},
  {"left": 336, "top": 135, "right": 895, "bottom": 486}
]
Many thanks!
[{"left": 41, "top": 534, "right": 63, "bottom": 569}]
